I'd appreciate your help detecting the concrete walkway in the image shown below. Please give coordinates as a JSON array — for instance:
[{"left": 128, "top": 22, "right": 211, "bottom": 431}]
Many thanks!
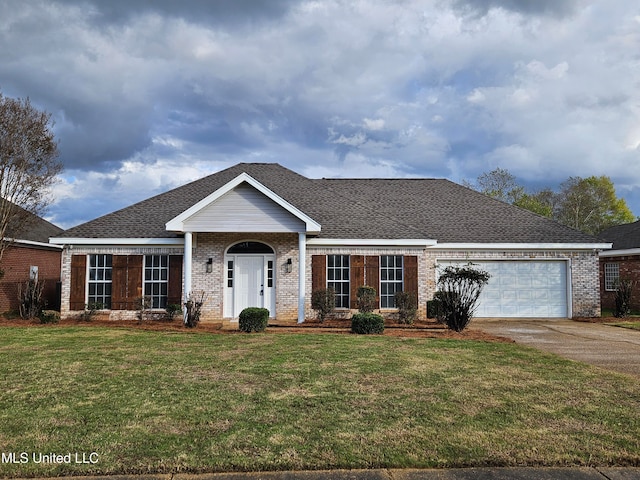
[{"left": 473, "top": 319, "right": 640, "bottom": 378}]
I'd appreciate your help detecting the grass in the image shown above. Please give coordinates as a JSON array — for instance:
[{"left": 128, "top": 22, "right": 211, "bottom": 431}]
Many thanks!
[
  {"left": 607, "top": 321, "right": 640, "bottom": 331},
  {"left": 0, "top": 326, "right": 639, "bottom": 477}
]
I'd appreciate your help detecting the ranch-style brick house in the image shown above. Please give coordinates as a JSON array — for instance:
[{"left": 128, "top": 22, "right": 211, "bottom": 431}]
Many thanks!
[{"left": 50, "top": 162, "right": 610, "bottom": 323}]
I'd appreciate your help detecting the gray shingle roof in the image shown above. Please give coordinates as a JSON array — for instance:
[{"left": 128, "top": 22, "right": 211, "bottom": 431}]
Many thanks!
[
  {"left": 56, "top": 162, "right": 600, "bottom": 244},
  {"left": 599, "top": 220, "right": 640, "bottom": 250},
  {"left": 3, "top": 201, "right": 63, "bottom": 244}
]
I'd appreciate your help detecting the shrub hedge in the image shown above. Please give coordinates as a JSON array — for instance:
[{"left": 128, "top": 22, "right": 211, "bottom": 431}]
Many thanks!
[
  {"left": 351, "top": 312, "right": 385, "bottom": 334},
  {"left": 239, "top": 307, "right": 269, "bottom": 333}
]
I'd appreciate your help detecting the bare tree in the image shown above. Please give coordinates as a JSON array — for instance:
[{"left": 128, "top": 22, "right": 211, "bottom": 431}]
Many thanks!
[{"left": 0, "top": 92, "right": 61, "bottom": 275}]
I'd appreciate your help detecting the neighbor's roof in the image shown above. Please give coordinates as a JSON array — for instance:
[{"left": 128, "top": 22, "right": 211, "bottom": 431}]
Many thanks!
[
  {"left": 599, "top": 220, "right": 640, "bottom": 250},
  {"left": 3, "top": 202, "right": 63, "bottom": 244},
  {"left": 55, "top": 162, "right": 600, "bottom": 244}
]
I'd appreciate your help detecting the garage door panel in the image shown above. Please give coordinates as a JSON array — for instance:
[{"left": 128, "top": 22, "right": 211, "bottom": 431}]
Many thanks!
[{"left": 439, "top": 260, "right": 568, "bottom": 318}]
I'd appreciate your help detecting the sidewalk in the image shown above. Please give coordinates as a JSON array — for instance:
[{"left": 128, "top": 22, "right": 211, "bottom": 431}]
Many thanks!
[{"left": 35, "top": 467, "right": 640, "bottom": 479}]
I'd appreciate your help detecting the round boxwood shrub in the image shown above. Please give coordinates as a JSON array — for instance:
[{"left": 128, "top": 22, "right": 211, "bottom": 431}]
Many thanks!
[
  {"left": 351, "top": 312, "right": 385, "bottom": 335},
  {"left": 239, "top": 307, "right": 269, "bottom": 333}
]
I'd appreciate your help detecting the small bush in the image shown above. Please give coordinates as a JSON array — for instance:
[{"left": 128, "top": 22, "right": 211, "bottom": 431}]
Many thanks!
[
  {"left": 239, "top": 307, "right": 269, "bottom": 333},
  {"left": 80, "top": 302, "right": 103, "bottom": 322},
  {"left": 394, "top": 291, "right": 417, "bottom": 324},
  {"left": 40, "top": 310, "right": 60, "bottom": 324},
  {"left": 18, "top": 279, "right": 45, "bottom": 319},
  {"left": 351, "top": 312, "right": 385, "bottom": 334},
  {"left": 184, "top": 292, "right": 205, "bottom": 328},
  {"left": 357, "top": 286, "right": 377, "bottom": 313},
  {"left": 311, "top": 288, "right": 335, "bottom": 322},
  {"left": 614, "top": 279, "right": 635, "bottom": 318},
  {"left": 165, "top": 303, "right": 182, "bottom": 321}
]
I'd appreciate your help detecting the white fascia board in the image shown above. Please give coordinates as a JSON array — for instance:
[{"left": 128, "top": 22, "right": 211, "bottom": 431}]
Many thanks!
[
  {"left": 4, "top": 237, "right": 64, "bottom": 249},
  {"left": 432, "top": 242, "right": 613, "bottom": 251},
  {"left": 306, "top": 238, "right": 438, "bottom": 247},
  {"left": 49, "top": 237, "right": 184, "bottom": 246},
  {"left": 165, "top": 172, "right": 321, "bottom": 233},
  {"left": 599, "top": 248, "right": 640, "bottom": 257}
]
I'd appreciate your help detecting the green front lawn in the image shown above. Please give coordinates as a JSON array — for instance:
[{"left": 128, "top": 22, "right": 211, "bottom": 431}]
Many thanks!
[
  {"left": 0, "top": 326, "right": 639, "bottom": 477},
  {"left": 607, "top": 321, "right": 640, "bottom": 331}
]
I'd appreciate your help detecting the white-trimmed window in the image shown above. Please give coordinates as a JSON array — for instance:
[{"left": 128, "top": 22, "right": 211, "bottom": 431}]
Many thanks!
[
  {"left": 144, "top": 255, "right": 169, "bottom": 308},
  {"left": 88, "top": 254, "right": 112, "bottom": 309},
  {"left": 380, "top": 255, "right": 403, "bottom": 308},
  {"left": 328, "top": 254, "right": 350, "bottom": 308},
  {"left": 604, "top": 263, "right": 620, "bottom": 291}
]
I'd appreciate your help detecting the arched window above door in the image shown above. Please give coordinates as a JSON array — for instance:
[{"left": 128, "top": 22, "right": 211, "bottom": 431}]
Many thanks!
[{"left": 227, "top": 241, "right": 274, "bottom": 254}]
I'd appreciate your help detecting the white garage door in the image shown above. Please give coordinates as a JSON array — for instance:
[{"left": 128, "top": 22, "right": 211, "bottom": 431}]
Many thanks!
[{"left": 439, "top": 261, "right": 568, "bottom": 318}]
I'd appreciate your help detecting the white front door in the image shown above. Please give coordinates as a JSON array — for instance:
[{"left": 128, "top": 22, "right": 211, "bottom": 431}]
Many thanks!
[
  {"left": 235, "top": 256, "right": 264, "bottom": 315},
  {"left": 225, "top": 254, "right": 275, "bottom": 319}
]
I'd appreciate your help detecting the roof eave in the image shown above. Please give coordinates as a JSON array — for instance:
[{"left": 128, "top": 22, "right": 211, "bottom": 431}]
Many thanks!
[
  {"left": 432, "top": 242, "right": 613, "bottom": 250},
  {"left": 50, "top": 237, "right": 184, "bottom": 246},
  {"left": 599, "top": 247, "right": 640, "bottom": 257}
]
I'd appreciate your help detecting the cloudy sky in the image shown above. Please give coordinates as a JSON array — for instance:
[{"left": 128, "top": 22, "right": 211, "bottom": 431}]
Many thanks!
[{"left": 1, "top": 0, "right": 639, "bottom": 229}]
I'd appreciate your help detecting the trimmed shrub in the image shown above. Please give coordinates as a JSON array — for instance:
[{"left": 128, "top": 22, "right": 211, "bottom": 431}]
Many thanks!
[
  {"left": 357, "top": 286, "right": 377, "bottom": 313},
  {"left": 239, "top": 307, "right": 269, "bottom": 333},
  {"left": 184, "top": 292, "right": 206, "bottom": 328},
  {"left": 436, "top": 263, "right": 490, "bottom": 332},
  {"left": 40, "top": 310, "right": 60, "bottom": 324},
  {"left": 165, "top": 303, "right": 183, "bottom": 321},
  {"left": 351, "top": 312, "right": 385, "bottom": 334},
  {"left": 394, "top": 291, "right": 417, "bottom": 324},
  {"left": 311, "top": 288, "right": 335, "bottom": 322}
]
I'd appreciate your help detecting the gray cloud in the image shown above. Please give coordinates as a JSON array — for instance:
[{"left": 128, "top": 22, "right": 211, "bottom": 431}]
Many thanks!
[{"left": 0, "top": 0, "right": 638, "bottom": 227}]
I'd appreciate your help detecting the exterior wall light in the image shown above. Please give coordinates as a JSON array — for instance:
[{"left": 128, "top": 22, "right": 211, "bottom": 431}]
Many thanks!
[
  {"left": 285, "top": 258, "right": 293, "bottom": 274},
  {"left": 206, "top": 258, "right": 213, "bottom": 273}
]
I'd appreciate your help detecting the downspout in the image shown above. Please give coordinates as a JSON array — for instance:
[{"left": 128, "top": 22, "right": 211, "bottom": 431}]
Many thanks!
[{"left": 298, "top": 232, "right": 306, "bottom": 323}]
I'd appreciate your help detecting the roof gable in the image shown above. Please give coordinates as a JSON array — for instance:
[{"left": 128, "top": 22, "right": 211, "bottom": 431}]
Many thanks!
[{"left": 165, "top": 173, "right": 320, "bottom": 233}]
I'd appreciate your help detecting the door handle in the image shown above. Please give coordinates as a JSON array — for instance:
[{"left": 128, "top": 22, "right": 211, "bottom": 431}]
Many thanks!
[{"left": 260, "top": 284, "right": 264, "bottom": 296}]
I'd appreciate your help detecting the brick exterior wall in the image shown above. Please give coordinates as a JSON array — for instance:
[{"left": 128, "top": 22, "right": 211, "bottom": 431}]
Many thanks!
[
  {"left": 599, "top": 255, "right": 640, "bottom": 312},
  {"left": 59, "top": 240, "right": 602, "bottom": 322},
  {"left": 0, "top": 244, "right": 62, "bottom": 314},
  {"left": 192, "top": 232, "right": 299, "bottom": 322},
  {"left": 60, "top": 245, "right": 184, "bottom": 320}
]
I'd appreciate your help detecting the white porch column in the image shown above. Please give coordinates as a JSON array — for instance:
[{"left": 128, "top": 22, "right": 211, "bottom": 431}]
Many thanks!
[
  {"left": 298, "top": 232, "right": 306, "bottom": 323},
  {"left": 184, "top": 231, "right": 193, "bottom": 301}
]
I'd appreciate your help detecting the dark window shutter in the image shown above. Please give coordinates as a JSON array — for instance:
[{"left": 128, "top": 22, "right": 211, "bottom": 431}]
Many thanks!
[
  {"left": 112, "top": 255, "right": 143, "bottom": 310},
  {"left": 168, "top": 255, "right": 183, "bottom": 305},
  {"left": 350, "top": 255, "right": 364, "bottom": 309},
  {"left": 126, "top": 255, "right": 143, "bottom": 310},
  {"left": 111, "top": 256, "right": 128, "bottom": 310},
  {"left": 365, "top": 256, "right": 380, "bottom": 306},
  {"left": 69, "top": 255, "right": 86, "bottom": 310},
  {"left": 311, "top": 255, "right": 326, "bottom": 292},
  {"left": 404, "top": 255, "right": 418, "bottom": 305}
]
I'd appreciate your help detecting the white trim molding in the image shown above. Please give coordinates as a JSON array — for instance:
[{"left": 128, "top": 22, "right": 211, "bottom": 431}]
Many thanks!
[
  {"left": 599, "top": 248, "right": 640, "bottom": 257},
  {"left": 4, "top": 238, "right": 64, "bottom": 249},
  {"left": 165, "top": 172, "right": 322, "bottom": 234},
  {"left": 432, "top": 242, "right": 612, "bottom": 251},
  {"left": 307, "top": 238, "right": 437, "bottom": 247},
  {"left": 50, "top": 237, "right": 185, "bottom": 246}
]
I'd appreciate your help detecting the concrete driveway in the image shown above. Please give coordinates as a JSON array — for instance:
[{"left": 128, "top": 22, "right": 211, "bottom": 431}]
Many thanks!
[{"left": 473, "top": 319, "right": 640, "bottom": 379}]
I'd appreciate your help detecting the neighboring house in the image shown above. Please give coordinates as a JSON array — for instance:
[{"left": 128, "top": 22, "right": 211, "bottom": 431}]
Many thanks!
[
  {"left": 0, "top": 209, "right": 63, "bottom": 314},
  {"left": 50, "top": 163, "right": 610, "bottom": 323},
  {"left": 598, "top": 220, "right": 640, "bottom": 312}
]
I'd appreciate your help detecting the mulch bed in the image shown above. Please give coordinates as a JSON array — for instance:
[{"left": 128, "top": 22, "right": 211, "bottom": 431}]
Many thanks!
[{"left": 0, "top": 316, "right": 511, "bottom": 342}]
